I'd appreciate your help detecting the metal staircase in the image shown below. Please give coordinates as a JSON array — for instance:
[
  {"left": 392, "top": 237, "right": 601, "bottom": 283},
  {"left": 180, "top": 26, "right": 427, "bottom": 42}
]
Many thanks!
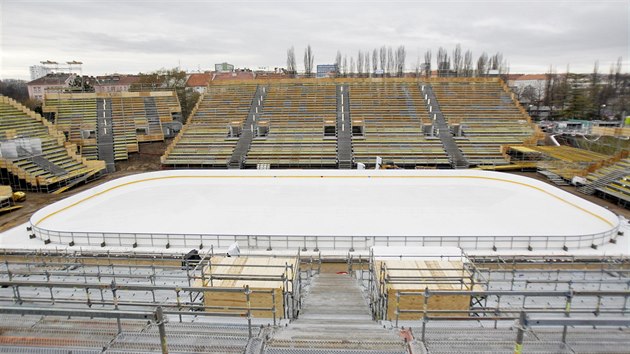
[
  {"left": 578, "top": 169, "right": 628, "bottom": 195},
  {"left": 143, "top": 97, "right": 162, "bottom": 136},
  {"left": 263, "top": 273, "right": 407, "bottom": 353},
  {"left": 421, "top": 84, "right": 469, "bottom": 169},
  {"left": 16, "top": 145, "right": 68, "bottom": 177},
  {"left": 228, "top": 85, "right": 267, "bottom": 169},
  {"left": 537, "top": 170, "right": 570, "bottom": 186},
  {"left": 30, "top": 155, "right": 67, "bottom": 177},
  {"left": 96, "top": 98, "right": 115, "bottom": 173},
  {"left": 336, "top": 84, "right": 354, "bottom": 169}
]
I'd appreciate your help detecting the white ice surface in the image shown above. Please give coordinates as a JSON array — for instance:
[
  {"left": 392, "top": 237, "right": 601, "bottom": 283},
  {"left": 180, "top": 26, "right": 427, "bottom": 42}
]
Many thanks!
[{"left": 31, "top": 169, "right": 618, "bottom": 238}]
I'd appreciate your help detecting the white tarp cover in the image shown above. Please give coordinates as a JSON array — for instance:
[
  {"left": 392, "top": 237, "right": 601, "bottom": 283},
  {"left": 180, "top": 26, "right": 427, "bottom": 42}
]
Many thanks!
[{"left": 31, "top": 170, "right": 619, "bottom": 239}]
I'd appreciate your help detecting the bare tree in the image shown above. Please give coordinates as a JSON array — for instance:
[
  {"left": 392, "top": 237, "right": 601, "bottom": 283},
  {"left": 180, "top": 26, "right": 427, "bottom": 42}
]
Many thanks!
[
  {"left": 423, "top": 50, "right": 432, "bottom": 77},
  {"left": 303, "top": 44, "right": 314, "bottom": 77},
  {"left": 613, "top": 56, "right": 623, "bottom": 91},
  {"left": 415, "top": 56, "right": 421, "bottom": 77},
  {"left": 490, "top": 52, "right": 503, "bottom": 72},
  {"left": 544, "top": 65, "right": 557, "bottom": 115},
  {"left": 350, "top": 57, "right": 356, "bottom": 77},
  {"left": 342, "top": 55, "right": 348, "bottom": 77},
  {"left": 286, "top": 46, "right": 297, "bottom": 76},
  {"left": 453, "top": 44, "right": 462, "bottom": 77},
  {"left": 590, "top": 60, "right": 601, "bottom": 117},
  {"left": 387, "top": 46, "right": 394, "bottom": 75},
  {"left": 462, "top": 50, "right": 473, "bottom": 77},
  {"left": 476, "top": 52, "right": 488, "bottom": 77},
  {"left": 592, "top": 60, "right": 600, "bottom": 86},
  {"left": 379, "top": 46, "right": 386, "bottom": 73},
  {"left": 364, "top": 51, "right": 371, "bottom": 77},
  {"left": 437, "top": 47, "right": 450, "bottom": 76},
  {"left": 372, "top": 49, "right": 379, "bottom": 75},
  {"left": 395, "top": 45, "right": 406, "bottom": 77},
  {"left": 357, "top": 51, "right": 364, "bottom": 76},
  {"left": 335, "top": 50, "right": 342, "bottom": 77}
]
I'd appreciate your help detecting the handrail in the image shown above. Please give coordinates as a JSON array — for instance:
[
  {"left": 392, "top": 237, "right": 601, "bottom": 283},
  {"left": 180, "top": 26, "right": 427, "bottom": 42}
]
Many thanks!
[{"left": 30, "top": 224, "right": 619, "bottom": 251}]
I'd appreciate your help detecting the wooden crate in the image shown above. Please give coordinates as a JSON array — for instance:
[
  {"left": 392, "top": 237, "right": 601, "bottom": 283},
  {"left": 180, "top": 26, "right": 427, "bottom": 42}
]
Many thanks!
[
  {"left": 378, "top": 260, "right": 478, "bottom": 320},
  {"left": 201, "top": 256, "right": 296, "bottom": 318}
]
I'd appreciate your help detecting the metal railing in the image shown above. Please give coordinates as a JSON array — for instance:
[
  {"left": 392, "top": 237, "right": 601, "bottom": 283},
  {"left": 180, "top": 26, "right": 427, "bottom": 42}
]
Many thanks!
[
  {"left": 389, "top": 288, "right": 630, "bottom": 324},
  {"left": 30, "top": 224, "right": 619, "bottom": 251},
  {"left": 0, "top": 305, "right": 170, "bottom": 353},
  {"left": 0, "top": 279, "right": 276, "bottom": 337}
]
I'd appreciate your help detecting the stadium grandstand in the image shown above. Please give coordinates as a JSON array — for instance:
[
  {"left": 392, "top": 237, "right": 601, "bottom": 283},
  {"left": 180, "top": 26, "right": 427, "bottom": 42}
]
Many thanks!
[
  {"left": 0, "top": 169, "right": 628, "bottom": 353},
  {"left": 44, "top": 91, "right": 182, "bottom": 170},
  {"left": 0, "top": 95, "right": 105, "bottom": 193},
  {"left": 506, "top": 145, "right": 624, "bottom": 178},
  {"left": 430, "top": 79, "right": 540, "bottom": 166},
  {"left": 581, "top": 157, "right": 630, "bottom": 207},
  {"left": 1, "top": 76, "right": 630, "bottom": 353},
  {"left": 162, "top": 77, "right": 543, "bottom": 169}
]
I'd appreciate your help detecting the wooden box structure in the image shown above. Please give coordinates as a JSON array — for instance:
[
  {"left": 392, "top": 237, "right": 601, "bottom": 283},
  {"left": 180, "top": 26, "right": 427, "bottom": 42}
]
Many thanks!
[
  {"left": 374, "top": 257, "right": 482, "bottom": 321},
  {"left": 200, "top": 256, "right": 299, "bottom": 319}
]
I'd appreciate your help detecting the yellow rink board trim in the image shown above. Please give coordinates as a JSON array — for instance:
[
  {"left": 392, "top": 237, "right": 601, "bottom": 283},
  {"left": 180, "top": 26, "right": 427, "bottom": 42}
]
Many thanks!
[{"left": 34, "top": 174, "right": 615, "bottom": 228}]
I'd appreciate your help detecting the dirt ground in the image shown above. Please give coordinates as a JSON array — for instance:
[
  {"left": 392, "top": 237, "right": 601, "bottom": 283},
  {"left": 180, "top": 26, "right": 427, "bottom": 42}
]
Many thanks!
[
  {"left": 0, "top": 141, "right": 168, "bottom": 233},
  {"left": 1, "top": 146, "right": 628, "bottom": 233}
]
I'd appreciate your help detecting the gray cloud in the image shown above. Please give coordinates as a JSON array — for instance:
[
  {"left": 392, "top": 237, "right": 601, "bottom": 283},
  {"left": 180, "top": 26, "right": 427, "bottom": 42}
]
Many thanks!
[{"left": 1, "top": 0, "right": 628, "bottom": 80}]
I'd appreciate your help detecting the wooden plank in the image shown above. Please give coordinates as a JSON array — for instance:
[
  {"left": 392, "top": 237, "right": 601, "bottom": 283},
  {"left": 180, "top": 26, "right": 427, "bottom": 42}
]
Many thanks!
[
  {"left": 379, "top": 259, "right": 476, "bottom": 320},
  {"left": 201, "top": 256, "right": 296, "bottom": 318}
]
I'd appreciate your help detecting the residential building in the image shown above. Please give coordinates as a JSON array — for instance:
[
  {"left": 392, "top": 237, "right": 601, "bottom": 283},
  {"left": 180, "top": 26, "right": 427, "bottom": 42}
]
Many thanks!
[
  {"left": 185, "top": 73, "right": 212, "bottom": 93},
  {"left": 27, "top": 73, "right": 74, "bottom": 101},
  {"left": 211, "top": 70, "right": 255, "bottom": 81},
  {"left": 93, "top": 75, "right": 140, "bottom": 93},
  {"left": 509, "top": 74, "right": 547, "bottom": 92}
]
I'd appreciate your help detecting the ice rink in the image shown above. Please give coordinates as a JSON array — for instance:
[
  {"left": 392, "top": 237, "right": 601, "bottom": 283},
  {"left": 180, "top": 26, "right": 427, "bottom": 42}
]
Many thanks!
[{"left": 30, "top": 170, "right": 619, "bottom": 247}]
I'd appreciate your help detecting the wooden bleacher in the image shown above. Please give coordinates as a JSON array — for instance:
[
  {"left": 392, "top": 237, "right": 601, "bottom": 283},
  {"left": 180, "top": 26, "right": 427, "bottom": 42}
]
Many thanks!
[
  {"left": 44, "top": 93, "right": 98, "bottom": 159},
  {"left": 508, "top": 145, "right": 612, "bottom": 180},
  {"left": 245, "top": 82, "right": 338, "bottom": 168},
  {"left": 349, "top": 81, "right": 449, "bottom": 167},
  {"left": 0, "top": 95, "right": 105, "bottom": 192},
  {"left": 584, "top": 157, "right": 630, "bottom": 205},
  {"left": 162, "top": 78, "right": 542, "bottom": 170},
  {"left": 431, "top": 79, "right": 537, "bottom": 166},
  {"left": 45, "top": 91, "right": 181, "bottom": 162},
  {"left": 161, "top": 83, "right": 258, "bottom": 167}
]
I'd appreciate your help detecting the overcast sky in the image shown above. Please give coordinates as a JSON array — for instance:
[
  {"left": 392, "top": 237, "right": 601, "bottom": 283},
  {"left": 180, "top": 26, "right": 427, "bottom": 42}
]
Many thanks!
[{"left": 1, "top": 0, "right": 628, "bottom": 80}]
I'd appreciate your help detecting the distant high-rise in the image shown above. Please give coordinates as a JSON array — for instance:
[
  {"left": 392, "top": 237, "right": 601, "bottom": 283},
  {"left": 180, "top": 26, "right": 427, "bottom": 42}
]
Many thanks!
[
  {"left": 316, "top": 64, "right": 338, "bottom": 78},
  {"left": 214, "top": 62, "right": 235, "bottom": 73}
]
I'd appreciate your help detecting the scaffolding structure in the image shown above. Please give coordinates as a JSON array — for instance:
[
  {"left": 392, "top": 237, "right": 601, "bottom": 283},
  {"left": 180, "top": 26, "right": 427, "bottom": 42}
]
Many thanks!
[
  {"left": 0, "top": 249, "right": 628, "bottom": 353},
  {"left": 0, "top": 248, "right": 319, "bottom": 353}
]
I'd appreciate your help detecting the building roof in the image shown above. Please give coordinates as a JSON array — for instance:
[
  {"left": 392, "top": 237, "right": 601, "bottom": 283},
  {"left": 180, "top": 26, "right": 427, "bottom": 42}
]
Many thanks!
[
  {"left": 254, "top": 72, "right": 289, "bottom": 80},
  {"left": 27, "top": 73, "right": 73, "bottom": 86},
  {"left": 94, "top": 75, "right": 140, "bottom": 86},
  {"left": 185, "top": 73, "right": 212, "bottom": 87},
  {"left": 504, "top": 74, "right": 524, "bottom": 81},
  {"left": 515, "top": 74, "right": 547, "bottom": 81},
  {"left": 211, "top": 71, "right": 255, "bottom": 81}
]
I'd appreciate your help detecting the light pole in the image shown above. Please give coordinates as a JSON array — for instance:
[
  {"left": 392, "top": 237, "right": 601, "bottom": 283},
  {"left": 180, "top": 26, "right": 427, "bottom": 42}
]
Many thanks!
[{"left": 599, "top": 104, "right": 606, "bottom": 120}]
